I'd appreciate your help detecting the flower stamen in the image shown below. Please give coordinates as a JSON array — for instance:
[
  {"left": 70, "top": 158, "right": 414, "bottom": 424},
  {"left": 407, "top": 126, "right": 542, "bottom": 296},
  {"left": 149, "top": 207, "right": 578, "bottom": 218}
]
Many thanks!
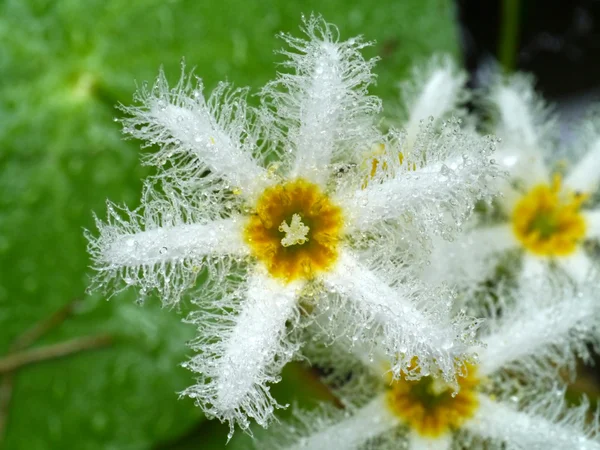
[{"left": 279, "top": 214, "right": 310, "bottom": 247}]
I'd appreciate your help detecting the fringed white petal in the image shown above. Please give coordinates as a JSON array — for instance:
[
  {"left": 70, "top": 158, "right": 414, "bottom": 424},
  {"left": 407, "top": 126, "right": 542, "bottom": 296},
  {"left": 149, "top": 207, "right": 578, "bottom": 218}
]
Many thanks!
[
  {"left": 479, "top": 279, "right": 600, "bottom": 376},
  {"left": 323, "top": 251, "right": 478, "bottom": 383},
  {"left": 121, "top": 69, "right": 267, "bottom": 196},
  {"left": 95, "top": 218, "right": 247, "bottom": 267},
  {"left": 401, "top": 55, "right": 467, "bottom": 152},
  {"left": 341, "top": 122, "right": 499, "bottom": 240},
  {"left": 485, "top": 74, "right": 556, "bottom": 188},
  {"left": 286, "top": 396, "right": 398, "bottom": 450},
  {"left": 487, "top": 73, "right": 554, "bottom": 158},
  {"left": 183, "top": 271, "right": 302, "bottom": 436},
  {"left": 87, "top": 191, "right": 248, "bottom": 305},
  {"left": 465, "top": 394, "right": 600, "bottom": 450},
  {"left": 565, "top": 140, "right": 600, "bottom": 193},
  {"left": 420, "top": 224, "right": 516, "bottom": 287},
  {"left": 557, "top": 250, "right": 596, "bottom": 285},
  {"left": 585, "top": 209, "right": 600, "bottom": 239},
  {"left": 491, "top": 86, "right": 540, "bottom": 147},
  {"left": 516, "top": 254, "right": 548, "bottom": 292},
  {"left": 262, "top": 15, "right": 381, "bottom": 182},
  {"left": 494, "top": 143, "right": 549, "bottom": 191},
  {"left": 409, "top": 431, "right": 452, "bottom": 450}
]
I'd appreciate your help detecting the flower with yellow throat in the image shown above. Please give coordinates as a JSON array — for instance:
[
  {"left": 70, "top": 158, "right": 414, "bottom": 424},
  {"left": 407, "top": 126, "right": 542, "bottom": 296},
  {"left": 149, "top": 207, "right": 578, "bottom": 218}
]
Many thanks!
[
  {"left": 268, "top": 277, "right": 600, "bottom": 450},
  {"left": 420, "top": 74, "right": 600, "bottom": 289},
  {"left": 87, "top": 17, "right": 498, "bottom": 435}
]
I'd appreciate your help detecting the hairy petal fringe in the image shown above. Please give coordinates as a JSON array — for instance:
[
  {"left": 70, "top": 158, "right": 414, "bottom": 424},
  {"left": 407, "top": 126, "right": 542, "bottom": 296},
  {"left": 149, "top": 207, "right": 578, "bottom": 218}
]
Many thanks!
[
  {"left": 322, "top": 251, "right": 479, "bottom": 384},
  {"left": 400, "top": 54, "right": 468, "bottom": 151},
  {"left": 479, "top": 277, "right": 600, "bottom": 377},
  {"left": 182, "top": 272, "right": 302, "bottom": 437},
  {"left": 464, "top": 394, "right": 600, "bottom": 450},
  {"left": 265, "top": 396, "right": 398, "bottom": 450},
  {"left": 418, "top": 224, "right": 516, "bottom": 288},
  {"left": 121, "top": 66, "right": 267, "bottom": 196},
  {"left": 86, "top": 187, "right": 247, "bottom": 305},
  {"left": 484, "top": 73, "right": 555, "bottom": 184},
  {"left": 261, "top": 14, "right": 381, "bottom": 180},
  {"left": 342, "top": 120, "right": 500, "bottom": 243},
  {"left": 565, "top": 110, "right": 600, "bottom": 192},
  {"left": 486, "top": 72, "right": 556, "bottom": 152}
]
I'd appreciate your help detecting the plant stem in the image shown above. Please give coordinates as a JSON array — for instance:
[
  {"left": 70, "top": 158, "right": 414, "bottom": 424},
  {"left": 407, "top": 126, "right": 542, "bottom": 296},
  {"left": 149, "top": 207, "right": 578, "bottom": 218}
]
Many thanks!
[
  {"left": 498, "top": 0, "right": 521, "bottom": 73},
  {"left": 0, "top": 374, "right": 14, "bottom": 444},
  {"left": 9, "top": 299, "right": 80, "bottom": 353},
  {"left": 0, "top": 335, "right": 112, "bottom": 374}
]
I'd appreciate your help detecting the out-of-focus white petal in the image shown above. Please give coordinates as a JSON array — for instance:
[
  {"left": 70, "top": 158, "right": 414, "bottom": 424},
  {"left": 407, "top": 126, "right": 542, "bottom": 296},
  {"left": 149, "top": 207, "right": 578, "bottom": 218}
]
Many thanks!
[
  {"left": 517, "top": 254, "right": 548, "bottom": 290},
  {"left": 183, "top": 272, "right": 302, "bottom": 435},
  {"left": 479, "top": 280, "right": 600, "bottom": 376},
  {"left": 488, "top": 74, "right": 553, "bottom": 151},
  {"left": 494, "top": 175, "right": 525, "bottom": 213},
  {"left": 492, "top": 83, "right": 540, "bottom": 147},
  {"left": 401, "top": 56, "right": 467, "bottom": 151},
  {"left": 465, "top": 395, "right": 600, "bottom": 450},
  {"left": 585, "top": 209, "right": 600, "bottom": 239},
  {"left": 409, "top": 431, "right": 452, "bottom": 450},
  {"left": 518, "top": 255, "right": 547, "bottom": 294},
  {"left": 420, "top": 224, "right": 516, "bottom": 287},
  {"left": 565, "top": 140, "right": 600, "bottom": 193},
  {"left": 121, "top": 71, "right": 267, "bottom": 196},
  {"left": 487, "top": 74, "right": 555, "bottom": 186},
  {"left": 557, "top": 250, "right": 595, "bottom": 284},
  {"left": 494, "top": 144, "right": 549, "bottom": 190},
  {"left": 323, "top": 251, "right": 477, "bottom": 382},
  {"left": 286, "top": 396, "right": 398, "bottom": 450},
  {"left": 262, "top": 15, "right": 380, "bottom": 183}
]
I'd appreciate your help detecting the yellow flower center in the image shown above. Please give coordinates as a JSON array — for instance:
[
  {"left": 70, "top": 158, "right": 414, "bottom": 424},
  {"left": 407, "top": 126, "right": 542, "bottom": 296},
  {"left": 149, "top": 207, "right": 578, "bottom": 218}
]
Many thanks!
[
  {"left": 279, "top": 213, "right": 310, "bottom": 247},
  {"left": 385, "top": 365, "right": 480, "bottom": 438},
  {"left": 244, "top": 179, "right": 343, "bottom": 282},
  {"left": 512, "top": 175, "right": 587, "bottom": 256}
]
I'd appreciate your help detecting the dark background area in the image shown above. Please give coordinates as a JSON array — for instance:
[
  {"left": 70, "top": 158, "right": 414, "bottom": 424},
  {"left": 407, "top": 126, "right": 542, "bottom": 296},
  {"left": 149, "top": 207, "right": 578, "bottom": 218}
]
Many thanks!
[{"left": 460, "top": 0, "right": 600, "bottom": 98}]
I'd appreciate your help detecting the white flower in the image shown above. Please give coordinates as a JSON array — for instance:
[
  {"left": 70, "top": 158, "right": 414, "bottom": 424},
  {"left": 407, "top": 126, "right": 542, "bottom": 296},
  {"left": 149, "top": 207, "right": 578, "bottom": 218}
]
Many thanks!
[
  {"left": 396, "top": 54, "right": 469, "bottom": 151},
  {"left": 269, "top": 277, "right": 600, "bottom": 450},
  {"left": 422, "top": 74, "right": 600, "bottom": 288},
  {"left": 86, "top": 17, "right": 498, "bottom": 434},
  {"left": 359, "top": 55, "right": 497, "bottom": 274}
]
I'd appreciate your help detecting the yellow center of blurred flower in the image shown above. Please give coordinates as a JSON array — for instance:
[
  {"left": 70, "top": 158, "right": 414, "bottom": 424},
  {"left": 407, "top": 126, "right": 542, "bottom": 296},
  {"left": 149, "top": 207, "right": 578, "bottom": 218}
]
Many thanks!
[
  {"left": 244, "top": 179, "right": 343, "bottom": 282},
  {"left": 512, "top": 175, "right": 587, "bottom": 256},
  {"left": 386, "top": 364, "right": 480, "bottom": 438}
]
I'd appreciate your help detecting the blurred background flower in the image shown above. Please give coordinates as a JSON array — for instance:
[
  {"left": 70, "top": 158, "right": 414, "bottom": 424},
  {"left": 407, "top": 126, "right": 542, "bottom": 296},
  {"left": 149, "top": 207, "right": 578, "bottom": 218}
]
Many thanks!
[{"left": 1, "top": 0, "right": 599, "bottom": 449}]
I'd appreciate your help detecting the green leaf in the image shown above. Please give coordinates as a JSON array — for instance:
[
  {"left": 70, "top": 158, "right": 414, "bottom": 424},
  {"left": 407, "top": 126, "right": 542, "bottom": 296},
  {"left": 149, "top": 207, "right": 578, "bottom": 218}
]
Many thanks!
[
  {"left": 0, "top": 0, "right": 459, "bottom": 448},
  {"left": 2, "top": 298, "right": 203, "bottom": 450}
]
